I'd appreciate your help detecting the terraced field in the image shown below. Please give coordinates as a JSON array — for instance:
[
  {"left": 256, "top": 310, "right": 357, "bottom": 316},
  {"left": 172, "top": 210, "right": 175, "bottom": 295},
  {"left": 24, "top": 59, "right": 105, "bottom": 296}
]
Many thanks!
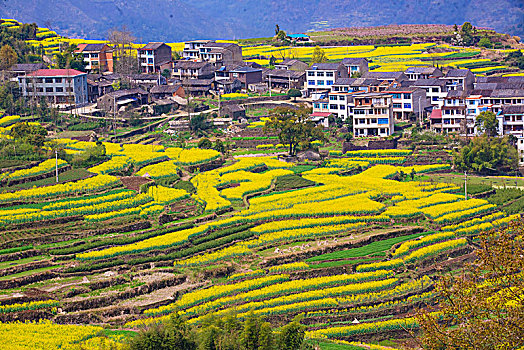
[{"left": 0, "top": 127, "right": 520, "bottom": 348}]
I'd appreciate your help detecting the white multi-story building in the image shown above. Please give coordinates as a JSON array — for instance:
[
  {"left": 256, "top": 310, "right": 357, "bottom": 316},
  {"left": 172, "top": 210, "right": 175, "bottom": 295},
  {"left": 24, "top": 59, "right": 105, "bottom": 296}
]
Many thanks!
[
  {"left": 517, "top": 135, "right": 524, "bottom": 166},
  {"left": 182, "top": 40, "right": 212, "bottom": 60},
  {"left": 412, "top": 78, "right": 448, "bottom": 108},
  {"left": 387, "top": 87, "right": 428, "bottom": 121},
  {"left": 18, "top": 69, "right": 88, "bottom": 106},
  {"left": 305, "top": 63, "right": 348, "bottom": 95},
  {"left": 352, "top": 93, "right": 394, "bottom": 137}
]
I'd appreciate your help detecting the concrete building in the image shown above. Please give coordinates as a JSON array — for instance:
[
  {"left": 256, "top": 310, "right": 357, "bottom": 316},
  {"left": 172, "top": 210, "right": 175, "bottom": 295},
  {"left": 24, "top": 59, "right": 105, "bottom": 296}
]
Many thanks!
[
  {"left": 517, "top": 135, "right": 524, "bottom": 166},
  {"left": 412, "top": 78, "right": 448, "bottom": 108},
  {"left": 199, "top": 42, "right": 243, "bottom": 66},
  {"left": 264, "top": 69, "right": 306, "bottom": 90},
  {"left": 173, "top": 61, "right": 216, "bottom": 80},
  {"left": 386, "top": 86, "right": 428, "bottom": 121},
  {"left": 404, "top": 66, "right": 442, "bottom": 81},
  {"left": 306, "top": 62, "right": 348, "bottom": 94},
  {"left": 229, "top": 66, "right": 263, "bottom": 90},
  {"left": 341, "top": 58, "right": 369, "bottom": 77},
  {"left": 97, "top": 88, "right": 149, "bottom": 114},
  {"left": 75, "top": 44, "right": 114, "bottom": 73},
  {"left": 352, "top": 93, "right": 394, "bottom": 137},
  {"left": 182, "top": 40, "right": 212, "bottom": 60},
  {"left": 18, "top": 69, "right": 88, "bottom": 106},
  {"left": 274, "top": 59, "right": 308, "bottom": 72},
  {"left": 441, "top": 69, "right": 475, "bottom": 91},
  {"left": 137, "top": 42, "right": 172, "bottom": 73}
]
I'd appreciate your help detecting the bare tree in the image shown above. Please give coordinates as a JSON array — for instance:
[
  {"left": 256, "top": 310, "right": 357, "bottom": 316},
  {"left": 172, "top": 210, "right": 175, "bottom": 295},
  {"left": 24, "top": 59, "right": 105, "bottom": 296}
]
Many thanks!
[{"left": 108, "top": 26, "right": 139, "bottom": 86}]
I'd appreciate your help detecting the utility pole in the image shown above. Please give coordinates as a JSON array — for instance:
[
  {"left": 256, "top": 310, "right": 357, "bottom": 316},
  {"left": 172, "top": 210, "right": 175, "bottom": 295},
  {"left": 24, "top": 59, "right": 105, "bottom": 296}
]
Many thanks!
[
  {"left": 464, "top": 171, "right": 467, "bottom": 200},
  {"left": 55, "top": 149, "right": 59, "bottom": 183},
  {"left": 269, "top": 74, "right": 272, "bottom": 97},
  {"left": 418, "top": 96, "right": 422, "bottom": 128}
]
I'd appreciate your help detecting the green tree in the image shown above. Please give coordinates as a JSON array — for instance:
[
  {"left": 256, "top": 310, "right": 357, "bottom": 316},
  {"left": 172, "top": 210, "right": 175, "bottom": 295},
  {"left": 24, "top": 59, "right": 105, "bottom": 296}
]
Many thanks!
[
  {"left": 10, "top": 122, "right": 47, "bottom": 147},
  {"left": 310, "top": 46, "right": 327, "bottom": 63},
  {"left": 213, "top": 139, "right": 225, "bottom": 154},
  {"left": 264, "top": 105, "right": 326, "bottom": 156},
  {"left": 162, "top": 68, "right": 171, "bottom": 79},
  {"left": 240, "top": 314, "right": 260, "bottom": 350},
  {"left": 198, "top": 138, "right": 212, "bottom": 149},
  {"left": 0, "top": 44, "right": 18, "bottom": 71},
  {"left": 190, "top": 113, "right": 209, "bottom": 135},
  {"left": 258, "top": 322, "right": 274, "bottom": 350},
  {"left": 278, "top": 315, "right": 306, "bottom": 350},
  {"left": 129, "top": 313, "right": 197, "bottom": 350},
  {"left": 475, "top": 110, "right": 498, "bottom": 137},
  {"left": 276, "top": 30, "right": 287, "bottom": 41},
  {"left": 478, "top": 37, "right": 492, "bottom": 48},
  {"left": 453, "top": 135, "right": 519, "bottom": 174},
  {"left": 417, "top": 218, "right": 524, "bottom": 350},
  {"left": 461, "top": 22, "right": 474, "bottom": 46},
  {"left": 287, "top": 88, "right": 301, "bottom": 101}
]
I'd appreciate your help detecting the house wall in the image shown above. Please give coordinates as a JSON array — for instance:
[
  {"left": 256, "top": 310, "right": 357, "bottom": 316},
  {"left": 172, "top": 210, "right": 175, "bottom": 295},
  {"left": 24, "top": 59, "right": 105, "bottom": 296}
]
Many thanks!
[{"left": 19, "top": 74, "right": 88, "bottom": 105}]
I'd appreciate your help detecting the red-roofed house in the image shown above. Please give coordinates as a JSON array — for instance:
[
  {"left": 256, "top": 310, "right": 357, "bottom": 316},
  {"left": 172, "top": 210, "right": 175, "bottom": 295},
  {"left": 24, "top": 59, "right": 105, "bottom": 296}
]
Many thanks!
[{"left": 18, "top": 69, "right": 88, "bottom": 106}]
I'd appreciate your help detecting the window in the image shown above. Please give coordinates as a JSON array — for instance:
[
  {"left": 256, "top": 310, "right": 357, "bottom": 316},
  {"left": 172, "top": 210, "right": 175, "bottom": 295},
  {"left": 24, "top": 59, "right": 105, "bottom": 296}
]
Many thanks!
[
  {"left": 317, "top": 80, "right": 324, "bottom": 86},
  {"left": 378, "top": 118, "right": 389, "bottom": 124},
  {"left": 393, "top": 103, "right": 402, "bottom": 109},
  {"left": 308, "top": 71, "right": 315, "bottom": 77},
  {"left": 431, "top": 88, "right": 439, "bottom": 93},
  {"left": 83, "top": 53, "right": 89, "bottom": 58},
  {"left": 339, "top": 96, "right": 345, "bottom": 101},
  {"left": 308, "top": 80, "right": 315, "bottom": 85},
  {"left": 317, "top": 72, "right": 324, "bottom": 77},
  {"left": 380, "top": 128, "right": 386, "bottom": 134},
  {"left": 148, "top": 58, "right": 154, "bottom": 64},
  {"left": 392, "top": 93, "right": 401, "bottom": 99},
  {"left": 46, "top": 87, "right": 53, "bottom": 93},
  {"left": 329, "top": 95, "right": 337, "bottom": 101},
  {"left": 322, "top": 103, "right": 328, "bottom": 109},
  {"left": 314, "top": 103, "right": 320, "bottom": 109},
  {"left": 55, "top": 78, "right": 62, "bottom": 83},
  {"left": 339, "top": 105, "right": 345, "bottom": 110},
  {"left": 404, "top": 103, "right": 412, "bottom": 109},
  {"left": 326, "top": 72, "right": 334, "bottom": 77},
  {"left": 354, "top": 109, "right": 365, "bottom": 115},
  {"left": 55, "top": 87, "right": 64, "bottom": 93},
  {"left": 403, "top": 93, "right": 411, "bottom": 99},
  {"left": 91, "top": 53, "right": 99, "bottom": 58},
  {"left": 45, "top": 78, "right": 53, "bottom": 84},
  {"left": 432, "top": 96, "right": 439, "bottom": 101},
  {"left": 37, "top": 88, "right": 43, "bottom": 93},
  {"left": 327, "top": 80, "right": 333, "bottom": 85},
  {"left": 330, "top": 104, "right": 338, "bottom": 110},
  {"left": 147, "top": 50, "right": 153, "bottom": 55}
]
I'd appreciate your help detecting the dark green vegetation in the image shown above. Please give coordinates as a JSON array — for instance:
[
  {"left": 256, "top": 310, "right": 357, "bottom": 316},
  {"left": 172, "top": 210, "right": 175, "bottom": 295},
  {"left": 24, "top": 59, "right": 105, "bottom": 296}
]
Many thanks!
[
  {"left": 273, "top": 174, "right": 316, "bottom": 191},
  {"left": 129, "top": 313, "right": 312, "bottom": 350}
]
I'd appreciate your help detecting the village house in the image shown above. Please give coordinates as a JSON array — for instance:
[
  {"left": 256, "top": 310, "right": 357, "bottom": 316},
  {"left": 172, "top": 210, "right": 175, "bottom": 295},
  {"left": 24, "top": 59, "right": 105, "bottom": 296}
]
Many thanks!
[
  {"left": 8, "top": 63, "right": 47, "bottom": 82},
  {"left": 404, "top": 66, "right": 443, "bottom": 81},
  {"left": 18, "top": 69, "right": 88, "bottom": 106},
  {"left": 305, "top": 62, "right": 348, "bottom": 95},
  {"left": 229, "top": 66, "right": 263, "bottom": 90},
  {"left": 173, "top": 61, "right": 216, "bottom": 80},
  {"left": 97, "top": 88, "right": 149, "bottom": 114},
  {"left": 199, "top": 42, "right": 243, "bottom": 66},
  {"left": 341, "top": 58, "right": 369, "bottom": 77},
  {"left": 440, "top": 69, "right": 475, "bottom": 91},
  {"left": 411, "top": 78, "right": 449, "bottom": 108},
  {"left": 182, "top": 40, "right": 212, "bottom": 60},
  {"left": 137, "top": 42, "right": 172, "bottom": 73},
  {"left": 385, "top": 86, "right": 429, "bottom": 121},
  {"left": 75, "top": 44, "right": 114, "bottom": 73},
  {"left": 264, "top": 69, "right": 306, "bottom": 90},
  {"left": 352, "top": 93, "right": 394, "bottom": 138},
  {"left": 150, "top": 84, "right": 185, "bottom": 100},
  {"left": 274, "top": 59, "right": 308, "bottom": 71}
]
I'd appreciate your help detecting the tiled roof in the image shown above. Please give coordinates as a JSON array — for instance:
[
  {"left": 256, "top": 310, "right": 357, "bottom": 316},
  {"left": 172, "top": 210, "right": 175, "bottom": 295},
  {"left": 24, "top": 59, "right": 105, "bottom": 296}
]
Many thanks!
[
  {"left": 445, "top": 69, "right": 471, "bottom": 77},
  {"left": 27, "top": 69, "right": 85, "bottom": 77},
  {"left": 83, "top": 43, "right": 108, "bottom": 52},
  {"left": 139, "top": 42, "right": 166, "bottom": 50}
]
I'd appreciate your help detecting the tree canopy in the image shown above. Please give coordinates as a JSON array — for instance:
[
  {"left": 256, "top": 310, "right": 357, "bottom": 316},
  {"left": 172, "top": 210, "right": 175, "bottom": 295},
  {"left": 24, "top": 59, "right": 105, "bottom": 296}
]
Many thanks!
[
  {"left": 474, "top": 110, "right": 498, "bottom": 137},
  {"left": 264, "top": 105, "right": 326, "bottom": 156},
  {"left": 310, "top": 46, "right": 327, "bottom": 64},
  {"left": 453, "top": 135, "right": 518, "bottom": 174},
  {"left": 417, "top": 218, "right": 524, "bottom": 350}
]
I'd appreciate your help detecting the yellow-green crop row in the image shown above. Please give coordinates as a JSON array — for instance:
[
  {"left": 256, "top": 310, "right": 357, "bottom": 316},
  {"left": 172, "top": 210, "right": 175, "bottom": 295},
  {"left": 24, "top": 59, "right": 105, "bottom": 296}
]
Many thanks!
[
  {"left": 135, "top": 160, "right": 180, "bottom": 178},
  {"left": 0, "top": 300, "right": 59, "bottom": 314},
  {"left": 0, "top": 159, "right": 68, "bottom": 182},
  {"left": 0, "top": 115, "right": 20, "bottom": 127},
  {"left": 307, "top": 317, "right": 419, "bottom": 339},
  {"left": 0, "top": 175, "right": 121, "bottom": 203}
]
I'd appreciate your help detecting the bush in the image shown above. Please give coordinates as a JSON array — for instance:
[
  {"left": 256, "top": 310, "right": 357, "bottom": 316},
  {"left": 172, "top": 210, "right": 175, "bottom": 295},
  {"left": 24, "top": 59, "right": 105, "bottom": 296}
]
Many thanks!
[{"left": 173, "top": 180, "right": 196, "bottom": 193}]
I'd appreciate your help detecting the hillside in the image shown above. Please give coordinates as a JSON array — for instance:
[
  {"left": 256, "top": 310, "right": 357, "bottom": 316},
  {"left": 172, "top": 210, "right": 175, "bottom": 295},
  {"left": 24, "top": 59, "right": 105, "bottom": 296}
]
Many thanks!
[{"left": 0, "top": 0, "right": 522, "bottom": 42}]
